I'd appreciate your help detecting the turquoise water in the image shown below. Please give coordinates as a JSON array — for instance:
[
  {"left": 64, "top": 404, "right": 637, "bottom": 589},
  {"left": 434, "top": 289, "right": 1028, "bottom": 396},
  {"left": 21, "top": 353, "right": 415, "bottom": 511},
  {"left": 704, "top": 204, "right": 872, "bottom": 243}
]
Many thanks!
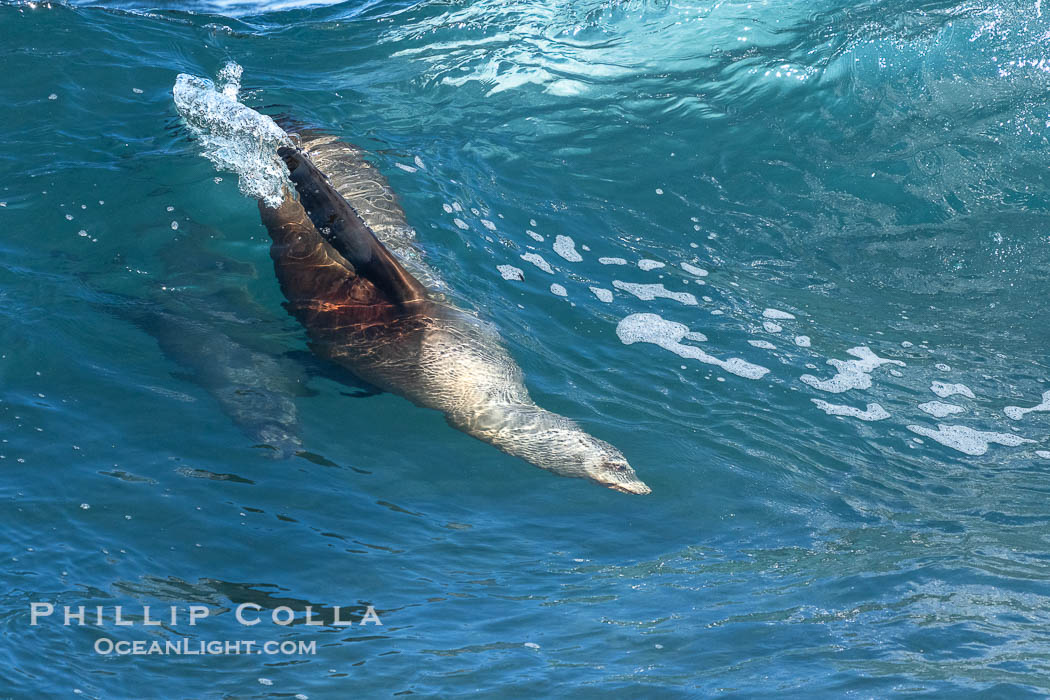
[{"left": 4, "top": 0, "right": 1050, "bottom": 695}]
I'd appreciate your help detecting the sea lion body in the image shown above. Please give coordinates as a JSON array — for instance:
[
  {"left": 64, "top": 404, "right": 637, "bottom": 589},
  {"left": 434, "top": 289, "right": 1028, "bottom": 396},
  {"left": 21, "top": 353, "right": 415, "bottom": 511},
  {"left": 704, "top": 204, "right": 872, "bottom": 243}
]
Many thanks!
[
  {"left": 113, "top": 289, "right": 305, "bottom": 459},
  {"left": 257, "top": 130, "right": 650, "bottom": 494},
  {"left": 144, "top": 306, "right": 304, "bottom": 458}
]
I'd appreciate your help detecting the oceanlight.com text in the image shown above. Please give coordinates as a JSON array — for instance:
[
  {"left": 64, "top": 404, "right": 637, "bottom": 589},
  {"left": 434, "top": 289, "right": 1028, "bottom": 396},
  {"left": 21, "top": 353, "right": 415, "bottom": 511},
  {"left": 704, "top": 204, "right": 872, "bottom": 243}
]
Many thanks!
[{"left": 93, "top": 638, "right": 317, "bottom": 656}]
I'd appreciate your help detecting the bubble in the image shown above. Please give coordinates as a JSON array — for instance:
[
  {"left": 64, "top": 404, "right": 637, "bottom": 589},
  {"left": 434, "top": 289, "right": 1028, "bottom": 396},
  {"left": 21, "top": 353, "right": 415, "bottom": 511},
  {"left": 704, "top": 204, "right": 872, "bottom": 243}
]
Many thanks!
[
  {"left": 1004, "top": 390, "right": 1050, "bottom": 420},
  {"left": 812, "top": 400, "right": 890, "bottom": 421},
  {"left": 553, "top": 235, "right": 582, "bottom": 262},
  {"left": 907, "top": 424, "right": 1034, "bottom": 456},
  {"left": 680, "top": 262, "right": 708, "bottom": 277},
  {"left": 617, "top": 313, "right": 769, "bottom": 380},
  {"left": 497, "top": 265, "right": 524, "bottom": 281},
  {"left": 520, "top": 252, "right": 554, "bottom": 274},
  {"left": 801, "top": 347, "right": 905, "bottom": 394},
  {"left": 918, "top": 401, "right": 966, "bottom": 418},
  {"left": 613, "top": 281, "right": 697, "bottom": 306},
  {"left": 930, "top": 381, "right": 975, "bottom": 399}
]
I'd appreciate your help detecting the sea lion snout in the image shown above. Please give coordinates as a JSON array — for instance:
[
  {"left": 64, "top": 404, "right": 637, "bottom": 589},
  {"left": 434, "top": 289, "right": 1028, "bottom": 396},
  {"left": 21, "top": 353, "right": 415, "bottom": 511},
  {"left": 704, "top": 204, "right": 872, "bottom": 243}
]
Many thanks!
[
  {"left": 589, "top": 459, "right": 652, "bottom": 495},
  {"left": 479, "top": 406, "right": 651, "bottom": 495}
]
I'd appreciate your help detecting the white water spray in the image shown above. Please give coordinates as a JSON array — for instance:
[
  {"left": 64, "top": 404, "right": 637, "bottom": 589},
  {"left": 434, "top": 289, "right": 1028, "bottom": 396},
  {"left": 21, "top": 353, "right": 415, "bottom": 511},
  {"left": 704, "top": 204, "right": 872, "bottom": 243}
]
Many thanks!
[{"left": 172, "top": 62, "right": 291, "bottom": 208}]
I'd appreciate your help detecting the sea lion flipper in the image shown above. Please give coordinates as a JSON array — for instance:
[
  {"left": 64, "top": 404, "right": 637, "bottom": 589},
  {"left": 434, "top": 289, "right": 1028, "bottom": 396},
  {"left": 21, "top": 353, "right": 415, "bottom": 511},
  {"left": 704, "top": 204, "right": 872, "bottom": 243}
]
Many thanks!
[
  {"left": 277, "top": 146, "right": 428, "bottom": 306},
  {"left": 260, "top": 187, "right": 388, "bottom": 307}
]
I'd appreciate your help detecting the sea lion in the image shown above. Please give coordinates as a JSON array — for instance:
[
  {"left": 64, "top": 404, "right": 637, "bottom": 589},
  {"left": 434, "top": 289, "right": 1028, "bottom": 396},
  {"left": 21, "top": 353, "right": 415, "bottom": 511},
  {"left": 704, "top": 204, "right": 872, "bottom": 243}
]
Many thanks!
[
  {"left": 135, "top": 304, "right": 305, "bottom": 459},
  {"left": 256, "top": 132, "right": 650, "bottom": 494},
  {"left": 88, "top": 216, "right": 306, "bottom": 459}
]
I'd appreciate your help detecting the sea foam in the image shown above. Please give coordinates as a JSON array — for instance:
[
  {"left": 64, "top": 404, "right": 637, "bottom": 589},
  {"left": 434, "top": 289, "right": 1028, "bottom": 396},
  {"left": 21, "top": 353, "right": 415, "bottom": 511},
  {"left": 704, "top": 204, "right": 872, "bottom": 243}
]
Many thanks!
[{"left": 616, "top": 313, "right": 769, "bottom": 380}]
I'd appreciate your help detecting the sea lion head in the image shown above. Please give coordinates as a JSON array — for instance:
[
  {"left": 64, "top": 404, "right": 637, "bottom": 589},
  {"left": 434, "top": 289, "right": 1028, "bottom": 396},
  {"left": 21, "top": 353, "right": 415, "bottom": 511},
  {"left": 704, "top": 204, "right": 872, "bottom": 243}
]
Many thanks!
[
  {"left": 502, "top": 413, "right": 650, "bottom": 495},
  {"left": 471, "top": 405, "right": 651, "bottom": 494},
  {"left": 563, "top": 432, "right": 651, "bottom": 495}
]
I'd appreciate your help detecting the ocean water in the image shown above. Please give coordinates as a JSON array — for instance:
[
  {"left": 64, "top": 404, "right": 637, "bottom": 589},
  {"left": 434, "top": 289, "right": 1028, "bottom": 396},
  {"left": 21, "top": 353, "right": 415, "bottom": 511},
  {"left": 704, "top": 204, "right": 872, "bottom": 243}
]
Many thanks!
[{"left": 3, "top": 0, "right": 1050, "bottom": 696}]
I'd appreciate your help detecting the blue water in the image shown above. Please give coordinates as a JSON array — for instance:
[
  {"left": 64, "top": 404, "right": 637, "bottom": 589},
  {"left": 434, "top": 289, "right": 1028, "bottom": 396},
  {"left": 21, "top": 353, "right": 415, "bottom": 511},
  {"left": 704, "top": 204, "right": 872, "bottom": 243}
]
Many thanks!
[{"left": 4, "top": 0, "right": 1050, "bottom": 696}]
